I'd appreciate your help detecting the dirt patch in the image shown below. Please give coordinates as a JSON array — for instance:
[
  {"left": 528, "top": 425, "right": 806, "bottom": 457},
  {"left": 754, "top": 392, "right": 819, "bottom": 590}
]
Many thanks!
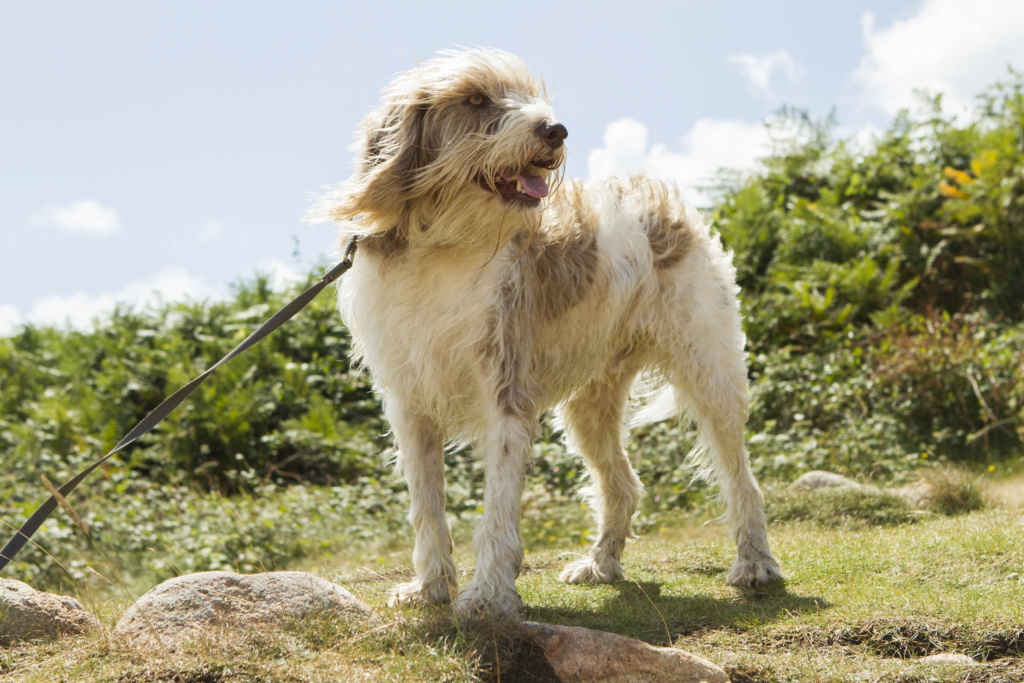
[
  {"left": 478, "top": 634, "right": 561, "bottom": 683},
  {"left": 766, "top": 619, "right": 1024, "bottom": 661},
  {"left": 117, "top": 664, "right": 267, "bottom": 683}
]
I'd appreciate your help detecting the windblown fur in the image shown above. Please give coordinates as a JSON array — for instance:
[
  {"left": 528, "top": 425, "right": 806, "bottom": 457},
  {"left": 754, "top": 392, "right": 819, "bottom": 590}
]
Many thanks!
[{"left": 313, "top": 48, "right": 780, "bottom": 616}]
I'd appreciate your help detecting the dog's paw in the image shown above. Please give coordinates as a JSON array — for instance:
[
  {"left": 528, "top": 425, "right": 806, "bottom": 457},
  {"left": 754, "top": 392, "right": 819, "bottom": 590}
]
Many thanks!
[
  {"left": 559, "top": 557, "right": 624, "bottom": 584},
  {"left": 388, "top": 577, "right": 456, "bottom": 608},
  {"left": 453, "top": 581, "right": 523, "bottom": 619},
  {"left": 726, "top": 557, "right": 782, "bottom": 587}
]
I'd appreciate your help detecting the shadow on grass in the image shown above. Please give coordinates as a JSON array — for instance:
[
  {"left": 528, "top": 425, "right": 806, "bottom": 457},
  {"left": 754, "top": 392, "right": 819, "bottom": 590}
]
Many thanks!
[{"left": 526, "top": 578, "right": 829, "bottom": 646}]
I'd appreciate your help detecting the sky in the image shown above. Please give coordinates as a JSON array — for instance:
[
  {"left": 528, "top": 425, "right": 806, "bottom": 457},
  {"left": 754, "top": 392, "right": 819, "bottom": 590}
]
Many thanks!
[{"left": 3, "top": 0, "right": 1024, "bottom": 334}]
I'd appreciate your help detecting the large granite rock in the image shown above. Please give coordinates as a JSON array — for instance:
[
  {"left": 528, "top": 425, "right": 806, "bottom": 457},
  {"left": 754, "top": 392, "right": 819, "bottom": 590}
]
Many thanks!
[
  {"left": 0, "top": 578, "right": 100, "bottom": 644},
  {"left": 524, "top": 621, "right": 729, "bottom": 683},
  {"left": 114, "top": 570, "right": 378, "bottom": 647}
]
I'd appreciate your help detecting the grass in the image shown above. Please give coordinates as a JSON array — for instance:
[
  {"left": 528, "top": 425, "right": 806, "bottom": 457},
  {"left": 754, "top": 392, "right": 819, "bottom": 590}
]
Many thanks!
[{"left": 2, "top": 475, "right": 1023, "bottom": 682}]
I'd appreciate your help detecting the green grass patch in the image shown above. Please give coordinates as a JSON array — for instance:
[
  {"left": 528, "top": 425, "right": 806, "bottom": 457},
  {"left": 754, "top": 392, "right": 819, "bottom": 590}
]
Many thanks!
[
  {"left": 767, "top": 486, "right": 922, "bottom": 528},
  {"left": 3, "top": 480, "right": 1023, "bottom": 682}
]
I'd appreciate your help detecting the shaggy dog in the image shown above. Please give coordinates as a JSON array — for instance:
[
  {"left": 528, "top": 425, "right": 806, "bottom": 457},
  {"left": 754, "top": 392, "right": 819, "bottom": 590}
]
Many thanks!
[{"left": 312, "top": 48, "right": 781, "bottom": 616}]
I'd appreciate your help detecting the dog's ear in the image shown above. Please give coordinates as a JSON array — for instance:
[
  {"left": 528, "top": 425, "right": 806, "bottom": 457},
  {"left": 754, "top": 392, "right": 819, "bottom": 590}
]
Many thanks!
[{"left": 329, "top": 97, "right": 428, "bottom": 232}]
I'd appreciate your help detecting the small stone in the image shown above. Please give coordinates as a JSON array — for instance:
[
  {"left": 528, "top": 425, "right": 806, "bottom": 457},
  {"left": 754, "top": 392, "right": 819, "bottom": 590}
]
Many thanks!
[
  {"left": 114, "top": 571, "right": 378, "bottom": 647},
  {"left": 919, "top": 653, "right": 977, "bottom": 666},
  {"left": 524, "top": 621, "right": 729, "bottom": 682},
  {"left": 789, "top": 471, "right": 866, "bottom": 492},
  {"left": 0, "top": 578, "right": 100, "bottom": 644},
  {"left": 894, "top": 481, "right": 936, "bottom": 509}
]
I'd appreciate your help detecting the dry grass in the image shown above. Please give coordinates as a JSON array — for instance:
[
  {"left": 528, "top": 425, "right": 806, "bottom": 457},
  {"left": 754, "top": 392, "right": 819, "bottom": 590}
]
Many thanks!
[{"left": 986, "top": 473, "right": 1024, "bottom": 508}]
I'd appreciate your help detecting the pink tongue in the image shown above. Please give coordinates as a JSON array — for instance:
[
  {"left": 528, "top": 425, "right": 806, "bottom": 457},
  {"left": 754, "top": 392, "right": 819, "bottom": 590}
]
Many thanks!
[{"left": 518, "top": 173, "right": 549, "bottom": 198}]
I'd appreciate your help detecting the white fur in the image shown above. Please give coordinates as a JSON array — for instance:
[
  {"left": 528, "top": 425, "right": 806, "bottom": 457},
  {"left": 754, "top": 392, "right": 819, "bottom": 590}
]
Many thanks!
[{"left": 315, "top": 48, "right": 781, "bottom": 616}]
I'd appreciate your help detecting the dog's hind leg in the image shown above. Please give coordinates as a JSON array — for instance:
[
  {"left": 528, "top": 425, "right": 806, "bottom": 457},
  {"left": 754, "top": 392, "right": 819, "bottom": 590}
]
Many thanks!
[
  {"left": 386, "top": 402, "right": 458, "bottom": 607},
  {"left": 681, "top": 375, "right": 780, "bottom": 587},
  {"left": 657, "top": 272, "right": 781, "bottom": 587},
  {"left": 558, "top": 362, "right": 643, "bottom": 584}
]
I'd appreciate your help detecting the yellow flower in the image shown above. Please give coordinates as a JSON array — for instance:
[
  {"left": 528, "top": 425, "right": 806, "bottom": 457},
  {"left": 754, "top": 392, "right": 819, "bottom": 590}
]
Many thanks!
[
  {"left": 939, "top": 181, "right": 968, "bottom": 200},
  {"left": 921, "top": 451, "right": 929, "bottom": 459},
  {"left": 942, "top": 166, "right": 973, "bottom": 185},
  {"left": 988, "top": 465, "right": 996, "bottom": 472}
]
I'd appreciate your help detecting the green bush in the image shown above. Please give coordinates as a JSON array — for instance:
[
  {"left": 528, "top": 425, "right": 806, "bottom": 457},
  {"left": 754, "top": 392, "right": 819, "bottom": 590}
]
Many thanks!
[
  {"left": 0, "top": 274, "right": 385, "bottom": 495},
  {"left": 717, "top": 78, "right": 1024, "bottom": 353}
]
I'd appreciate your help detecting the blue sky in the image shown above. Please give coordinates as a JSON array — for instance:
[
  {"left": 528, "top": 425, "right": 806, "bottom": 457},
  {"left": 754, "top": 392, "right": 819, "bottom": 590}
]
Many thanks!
[{"left": 3, "top": 0, "right": 1024, "bottom": 332}]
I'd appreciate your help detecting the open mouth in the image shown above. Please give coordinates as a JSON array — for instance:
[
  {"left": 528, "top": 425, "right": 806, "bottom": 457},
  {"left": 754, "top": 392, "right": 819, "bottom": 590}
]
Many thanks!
[{"left": 479, "top": 160, "right": 559, "bottom": 206}]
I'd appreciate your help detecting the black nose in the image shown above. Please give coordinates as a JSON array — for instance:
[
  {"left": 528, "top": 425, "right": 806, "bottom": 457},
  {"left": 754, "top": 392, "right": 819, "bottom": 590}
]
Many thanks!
[{"left": 537, "top": 121, "right": 568, "bottom": 148}]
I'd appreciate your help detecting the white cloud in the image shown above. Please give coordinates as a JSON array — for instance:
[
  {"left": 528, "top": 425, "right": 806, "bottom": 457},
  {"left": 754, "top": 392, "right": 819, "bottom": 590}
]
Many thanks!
[
  {"left": 588, "top": 117, "right": 772, "bottom": 207},
  {"left": 728, "top": 50, "right": 807, "bottom": 98},
  {"left": 587, "top": 118, "right": 650, "bottom": 182},
  {"left": 0, "top": 305, "right": 23, "bottom": 336},
  {"left": 1, "top": 257, "right": 317, "bottom": 336},
  {"left": 854, "top": 0, "right": 1024, "bottom": 117},
  {"left": 196, "top": 219, "right": 225, "bottom": 244},
  {"left": 258, "top": 259, "right": 306, "bottom": 291},
  {"left": 29, "top": 199, "right": 121, "bottom": 235},
  {"left": 8, "top": 268, "right": 219, "bottom": 332}
]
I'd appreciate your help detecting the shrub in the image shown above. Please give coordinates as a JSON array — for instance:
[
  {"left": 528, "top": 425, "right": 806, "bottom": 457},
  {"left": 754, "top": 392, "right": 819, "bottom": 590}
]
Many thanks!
[{"left": 767, "top": 486, "right": 920, "bottom": 528}]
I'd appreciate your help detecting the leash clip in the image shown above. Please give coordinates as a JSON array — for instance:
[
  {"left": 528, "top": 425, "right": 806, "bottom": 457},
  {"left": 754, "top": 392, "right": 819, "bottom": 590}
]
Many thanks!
[
  {"left": 342, "top": 235, "right": 359, "bottom": 266},
  {"left": 321, "top": 236, "right": 360, "bottom": 285}
]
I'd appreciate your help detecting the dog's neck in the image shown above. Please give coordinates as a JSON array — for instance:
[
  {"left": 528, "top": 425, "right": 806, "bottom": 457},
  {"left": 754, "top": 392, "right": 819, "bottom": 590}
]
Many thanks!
[{"left": 361, "top": 195, "right": 544, "bottom": 258}]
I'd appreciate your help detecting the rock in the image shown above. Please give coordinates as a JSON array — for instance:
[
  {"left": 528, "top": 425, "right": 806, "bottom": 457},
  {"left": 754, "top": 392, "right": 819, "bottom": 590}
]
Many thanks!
[
  {"left": 788, "top": 471, "right": 867, "bottom": 492},
  {"left": 114, "top": 571, "right": 378, "bottom": 647},
  {"left": 0, "top": 578, "right": 100, "bottom": 644},
  {"left": 524, "top": 621, "right": 729, "bottom": 683},
  {"left": 919, "top": 653, "right": 977, "bottom": 666},
  {"left": 894, "top": 481, "right": 935, "bottom": 509}
]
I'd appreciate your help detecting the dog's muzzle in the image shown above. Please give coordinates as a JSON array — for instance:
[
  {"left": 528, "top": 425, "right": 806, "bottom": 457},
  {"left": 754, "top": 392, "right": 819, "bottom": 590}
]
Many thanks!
[{"left": 477, "top": 120, "right": 567, "bottom": 206}]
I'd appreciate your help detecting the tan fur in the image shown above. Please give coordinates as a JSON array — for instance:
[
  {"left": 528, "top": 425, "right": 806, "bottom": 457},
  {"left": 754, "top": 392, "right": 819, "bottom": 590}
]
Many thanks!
[{"left": 312, "top": 49, "right": 780, "bottom": 616}]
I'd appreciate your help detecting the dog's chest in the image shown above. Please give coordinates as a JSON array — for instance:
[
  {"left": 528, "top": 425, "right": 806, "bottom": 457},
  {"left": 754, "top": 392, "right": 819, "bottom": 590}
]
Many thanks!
[{"left": 339, "top": 254, "right": 501, "bottom": 407}]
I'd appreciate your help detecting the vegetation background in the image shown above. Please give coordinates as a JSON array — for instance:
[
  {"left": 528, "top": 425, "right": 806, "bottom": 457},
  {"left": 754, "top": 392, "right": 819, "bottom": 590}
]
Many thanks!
[{"left": 2, "top": 78, "right": 1024, "bottom": 681}]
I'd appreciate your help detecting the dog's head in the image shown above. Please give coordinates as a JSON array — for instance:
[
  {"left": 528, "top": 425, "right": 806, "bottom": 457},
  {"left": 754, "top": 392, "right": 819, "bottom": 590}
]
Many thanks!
[{"left": 317, "top": 49, "right": 567, "bottom": 248}]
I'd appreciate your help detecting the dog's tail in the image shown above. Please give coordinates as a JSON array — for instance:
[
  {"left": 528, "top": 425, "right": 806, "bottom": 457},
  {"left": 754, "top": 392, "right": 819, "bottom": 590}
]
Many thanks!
[
  {"left": 627, "top": 376, "right": 725, "bottom": 487},
  {"left": 627, "top": 375, "right": 678, "bottom": 429}
]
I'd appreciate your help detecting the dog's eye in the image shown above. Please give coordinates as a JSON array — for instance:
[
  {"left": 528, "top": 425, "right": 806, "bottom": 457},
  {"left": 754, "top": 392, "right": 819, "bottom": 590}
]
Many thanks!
[{"left": 467, "top": 93, "right": 486, "bottom": 106}]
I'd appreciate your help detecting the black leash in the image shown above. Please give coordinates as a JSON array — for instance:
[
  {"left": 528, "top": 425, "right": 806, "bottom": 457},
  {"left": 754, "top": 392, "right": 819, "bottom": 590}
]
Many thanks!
[{"left": 0, "top": 237, "right": 359, "bottom": 574}]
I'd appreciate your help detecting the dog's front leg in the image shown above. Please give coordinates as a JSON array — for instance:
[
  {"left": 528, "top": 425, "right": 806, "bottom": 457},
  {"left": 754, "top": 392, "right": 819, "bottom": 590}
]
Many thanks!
[
  {"left": 386, "top": 402, "right": 458, "bottom": 607},
  {"left": 454, "top": 411, "right": 533, "bottom": 618}
]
